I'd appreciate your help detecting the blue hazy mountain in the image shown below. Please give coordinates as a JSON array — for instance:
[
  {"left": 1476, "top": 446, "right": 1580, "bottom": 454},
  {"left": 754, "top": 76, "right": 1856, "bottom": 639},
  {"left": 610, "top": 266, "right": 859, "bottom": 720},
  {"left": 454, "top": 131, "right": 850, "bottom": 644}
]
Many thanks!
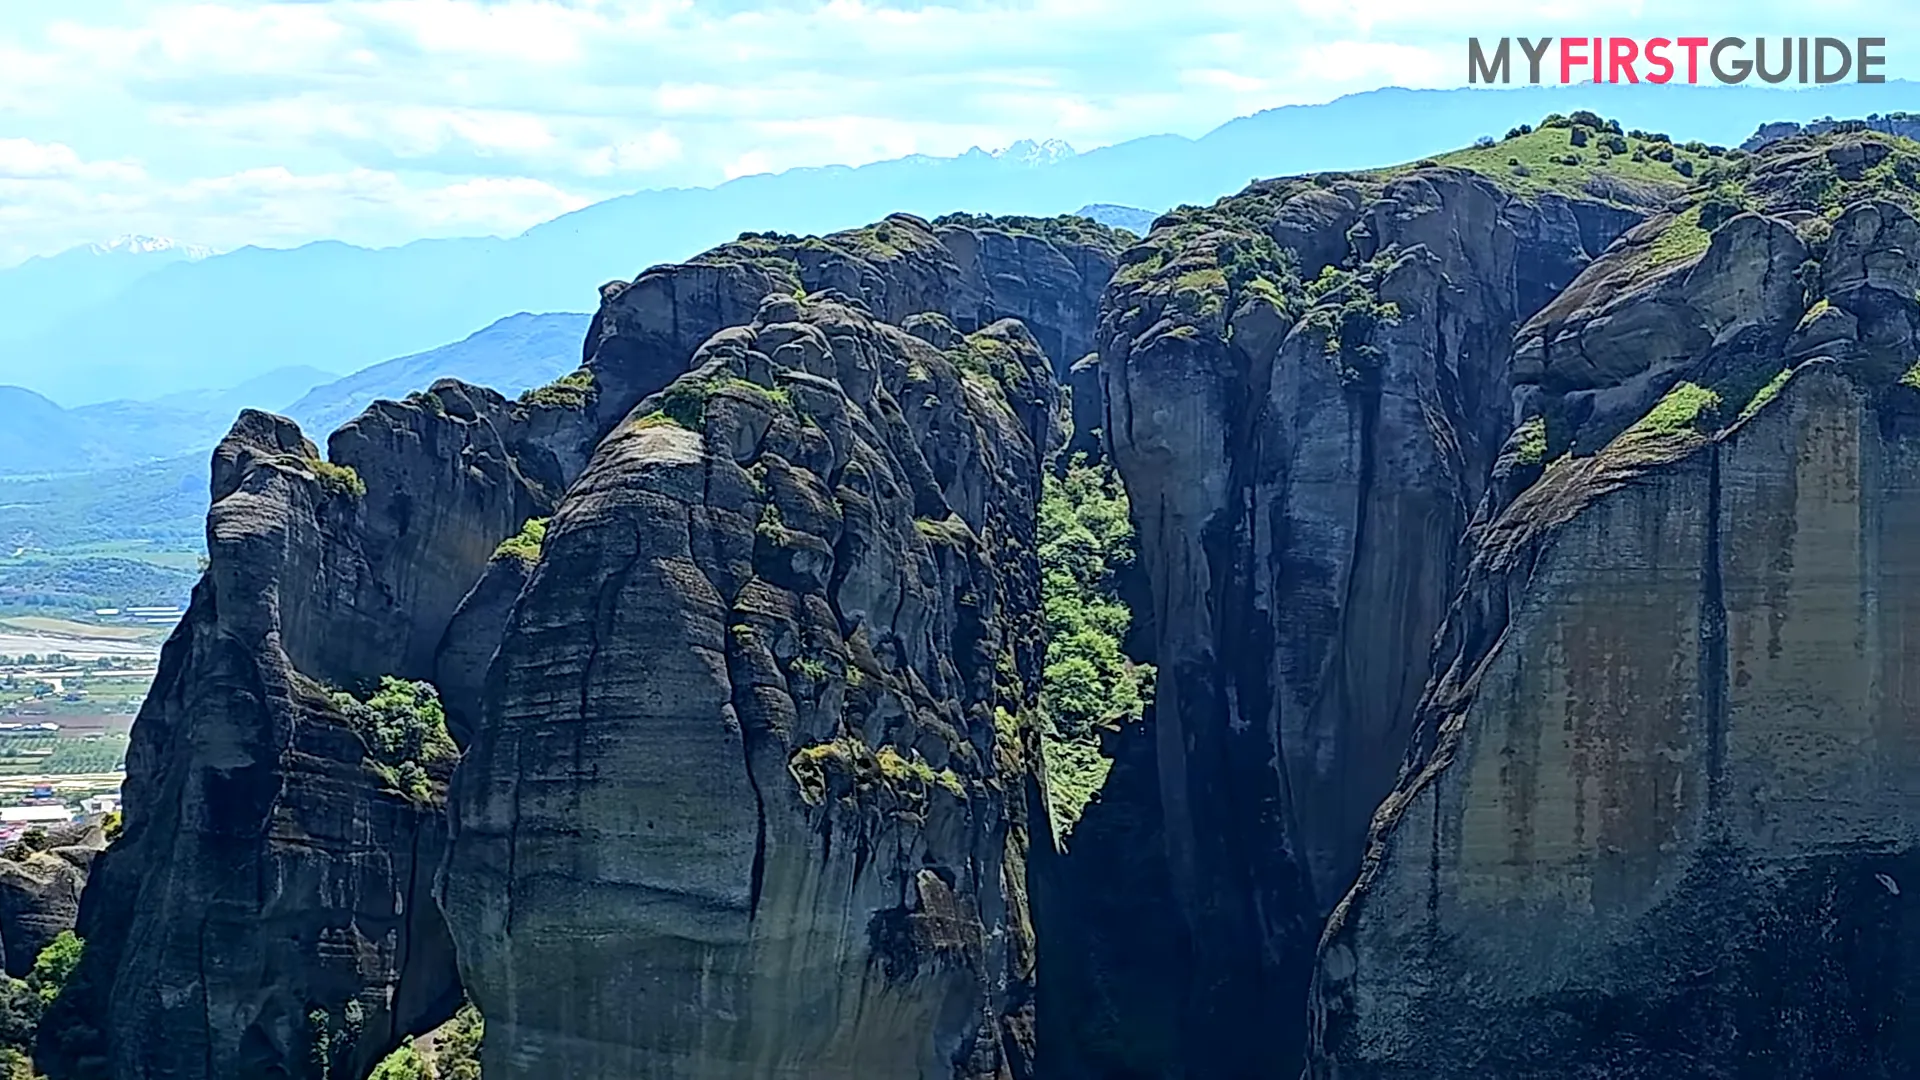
[
  {"left": 5, "top": 81, "right": 1920, "bottom": 406},
  {"left": 0, "top": 366, "right": 333, "bottom": 476},
  {"left": 0, "top": 313, "right": 587, "bottom": 475},
  {"left": 0, "top": 236, "right": 213, "bottom": 350},
  {"left": 282, "top": 311, "right": 590, "bottom": 437},
  {"left": 1075, "top": 204, "right": 1160, "bottom": 233}
]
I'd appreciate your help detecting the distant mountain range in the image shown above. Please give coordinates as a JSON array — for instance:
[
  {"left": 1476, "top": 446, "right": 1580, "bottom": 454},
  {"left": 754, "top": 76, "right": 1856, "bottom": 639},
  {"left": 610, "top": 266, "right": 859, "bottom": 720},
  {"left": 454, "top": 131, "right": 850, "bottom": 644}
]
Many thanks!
[
  {"left": 7, "top": 81, "right": 1920, "bottom": 407},
  {"left": 0, "top": 236, "right": 213, "bottom": 351},
  {"left": 0, "top": 367, "right": 332, "bottom": 476},
  {"left": 281, "top": 312, "right": 589, "bottom": 437},
  {"left": 1076, "top": 204, "right": 1160, "bottom": 234},
  {"left": 0, "top": 312, "right": 586, "bottom": 476}
]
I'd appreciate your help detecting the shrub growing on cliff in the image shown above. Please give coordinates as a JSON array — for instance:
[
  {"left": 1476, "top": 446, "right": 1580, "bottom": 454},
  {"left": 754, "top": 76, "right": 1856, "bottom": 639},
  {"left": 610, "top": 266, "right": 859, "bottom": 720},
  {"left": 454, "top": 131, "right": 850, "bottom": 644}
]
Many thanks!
[
  {"left": 519, "top": 368, "right": 596, "bottom": 409},
  {"left": 492, "top": 517, "right": 548, "bottom": 565},
  {"left": 331, "top": 678, "right": 458, "bottom": 802},
  {"left": 1512, "top": 416, "right": 1548, "bottom": 466},
  {"left": 433, "top": 1001, "right": 485, "bottom": 1080},
  {"left": 308, "top": 460, "right": 366, "bottom": 499},
  {"left": 1698, "top": 183, "right": 1749, "bottom": 231},
  {"left": 29, "top": 933, "right": 80, "bottom": 1008},
  {"left": 0, "top": 932, "right": 85, "bottom": 1066}
]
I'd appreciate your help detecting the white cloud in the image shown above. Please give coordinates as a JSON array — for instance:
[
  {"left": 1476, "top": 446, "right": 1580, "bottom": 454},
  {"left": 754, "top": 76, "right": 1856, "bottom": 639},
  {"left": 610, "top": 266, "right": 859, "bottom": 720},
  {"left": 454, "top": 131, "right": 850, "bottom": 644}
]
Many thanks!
[
  {"left": 581, "top": 130, "right": 684, "bottom": 176},
  {"left": 723, "top": 150, "right": 773, "bottom": 181},
  {"left": 2, "top": 0, "right": 1919, "bottom": 262},
  {"left": 0, "top": 160, "right": 591, "bottom": 267},
  {"left": 355, "top": 0, "right": 598, "bottom": 63},
  {"left": 0, "top": 139, "right": 146, "bottom": 182}
]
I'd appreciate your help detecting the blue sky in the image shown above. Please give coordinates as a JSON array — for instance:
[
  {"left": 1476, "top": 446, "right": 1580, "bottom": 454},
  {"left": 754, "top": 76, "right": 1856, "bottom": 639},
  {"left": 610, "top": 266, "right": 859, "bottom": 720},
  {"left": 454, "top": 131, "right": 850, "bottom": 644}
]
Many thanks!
[{"left": 0, "top": 0, "right": 1910, "bottom": 265}]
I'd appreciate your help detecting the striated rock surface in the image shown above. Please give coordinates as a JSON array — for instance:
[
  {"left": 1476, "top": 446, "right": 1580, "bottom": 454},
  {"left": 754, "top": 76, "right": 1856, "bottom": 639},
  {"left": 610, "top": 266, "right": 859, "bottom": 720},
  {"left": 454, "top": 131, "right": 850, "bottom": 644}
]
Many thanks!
[
  {"left": 74, "top": 109, "right": 1920, "bottom": 1080},
  {"left": 1309, "top": 133, "right": 1920, "bottom": 1077},
  {"left": 442, "top": 289, "right": 1061, "bottom": 1079},
  {"left": 51, "top": 209, "right": 1116, "bottom": 1080},
  {"left": 51, "top": 385, "right": 580, "bottom": 1080},
  {"left": 1076, "top": 153, "right": 1644, "bottom": 1075}
]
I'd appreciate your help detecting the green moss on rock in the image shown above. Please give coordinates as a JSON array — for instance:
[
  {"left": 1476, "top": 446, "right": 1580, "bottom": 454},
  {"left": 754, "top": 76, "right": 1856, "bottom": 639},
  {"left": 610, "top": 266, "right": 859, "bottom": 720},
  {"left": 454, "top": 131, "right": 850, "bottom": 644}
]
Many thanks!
[
  {"left": 1513, "top": 416, "right": 1548, "bottom": 466},
  {"left": 650, "top": 374, "right": 792, "bottom": 431},
  {"left": 1646, "top": 206, "right": 1711, "bottom": 268},
  {"left": 1741, "top": 367, "right": 1796, "bottom": 420},
  {"left": 1631, "top": 381, "right": 1721, "bottom": 436},
  {"left": 789, "top": 735, "right": 966, "bottom": 808}
]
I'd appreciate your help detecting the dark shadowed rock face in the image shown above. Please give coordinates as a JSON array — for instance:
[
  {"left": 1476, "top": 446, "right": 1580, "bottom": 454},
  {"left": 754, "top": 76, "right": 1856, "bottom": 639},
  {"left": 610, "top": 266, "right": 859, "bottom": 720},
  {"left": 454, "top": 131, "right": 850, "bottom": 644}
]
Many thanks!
[
  {"left": 1308, "top": 135, "right": 1920, "bottom": 1078},
  {"left": 443, "top": 292, "right": 1060, "bottom": 1080},
  {"left": 52, "top": 389, "right": 577, "bottom": 1080},
  {"left": 581, "top": 213, "right": 1125, "bottom": 419},
  {"left": 932, "top": 213, "right": 1124, "bottom": 374},
  {"left": 0, "top": 829, "right": 104, "bottom": 980},
  {"left": 1074, "top": 163, "right": 1640, "bottom": 1077}
]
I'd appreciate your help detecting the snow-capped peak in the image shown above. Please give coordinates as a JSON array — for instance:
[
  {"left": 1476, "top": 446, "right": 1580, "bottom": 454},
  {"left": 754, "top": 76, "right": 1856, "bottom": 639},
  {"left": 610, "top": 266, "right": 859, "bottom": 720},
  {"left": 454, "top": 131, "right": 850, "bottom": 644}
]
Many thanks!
[
  {"left": 990, "top": 138, "right": 1077, "bottom": 166},
  {"left": 87, "top": 235, "right": 214, "bottom": 259}
]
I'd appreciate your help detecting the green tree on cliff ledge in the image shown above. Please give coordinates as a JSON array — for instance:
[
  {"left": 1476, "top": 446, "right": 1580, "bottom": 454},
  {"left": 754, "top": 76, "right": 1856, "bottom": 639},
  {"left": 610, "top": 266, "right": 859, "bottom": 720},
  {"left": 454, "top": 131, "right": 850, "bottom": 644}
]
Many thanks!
[
  {"left": 331, "top": 677, "right": 458, "bottom": 803},
  {"left": 1038, "top": 455, "right": 1155, "bottom": 837}
]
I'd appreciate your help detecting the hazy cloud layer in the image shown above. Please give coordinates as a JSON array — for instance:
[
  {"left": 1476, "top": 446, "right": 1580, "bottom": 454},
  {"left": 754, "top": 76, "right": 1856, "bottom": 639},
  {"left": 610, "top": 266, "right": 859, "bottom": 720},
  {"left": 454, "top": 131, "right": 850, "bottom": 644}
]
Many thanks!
[{"left": 1, "top": 0, "right": 1908, "bottom": 263}]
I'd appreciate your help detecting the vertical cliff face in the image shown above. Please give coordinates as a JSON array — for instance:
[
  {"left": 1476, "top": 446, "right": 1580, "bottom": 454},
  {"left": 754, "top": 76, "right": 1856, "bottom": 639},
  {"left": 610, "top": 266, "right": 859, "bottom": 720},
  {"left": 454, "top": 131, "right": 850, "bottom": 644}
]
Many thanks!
[
  {"left": 55, "top": 385, "right": 584, "bottom": 1080},
  {"left": 55, "top": 212, "right": 1114, "bottom": 1080},
  {"left": 932, "top": 213, "right": 1121, "bottom": 376},
  {"left": 443, "top": 291, "right": 1060, "bottom": 1079},
  {"left": 1080, "top": 161, "right": 1643, "bottom": 1075},
  {"left": 582, "top": 212, "right": 1126, "bottom": 395},
  {"left": 1310, "top": 135, "right": 1920, "bottom": 1077}
]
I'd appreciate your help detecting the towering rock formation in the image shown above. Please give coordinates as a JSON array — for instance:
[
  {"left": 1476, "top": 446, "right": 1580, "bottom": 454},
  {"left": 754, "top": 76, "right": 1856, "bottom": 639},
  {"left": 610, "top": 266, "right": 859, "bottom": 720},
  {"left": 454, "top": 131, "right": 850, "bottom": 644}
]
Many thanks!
[
  {"left": 70, "top": 110, "right": 1920, "bottom": 1080},
  {"left": 1076, "top": 145, "right": 1649, "bottom": 1074},
  {"left": 442, "top": 288, "right": 1062, "bottom": 1079},
  {"left": 1307, "top": 133, "right": 1920, "bottom": 1077},
  {"left": 50, "top": 383, "right": 575, "bottom": 1080},
  {"left": 53, "top": 211, "right": 1118, "bottom": 1080}
]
